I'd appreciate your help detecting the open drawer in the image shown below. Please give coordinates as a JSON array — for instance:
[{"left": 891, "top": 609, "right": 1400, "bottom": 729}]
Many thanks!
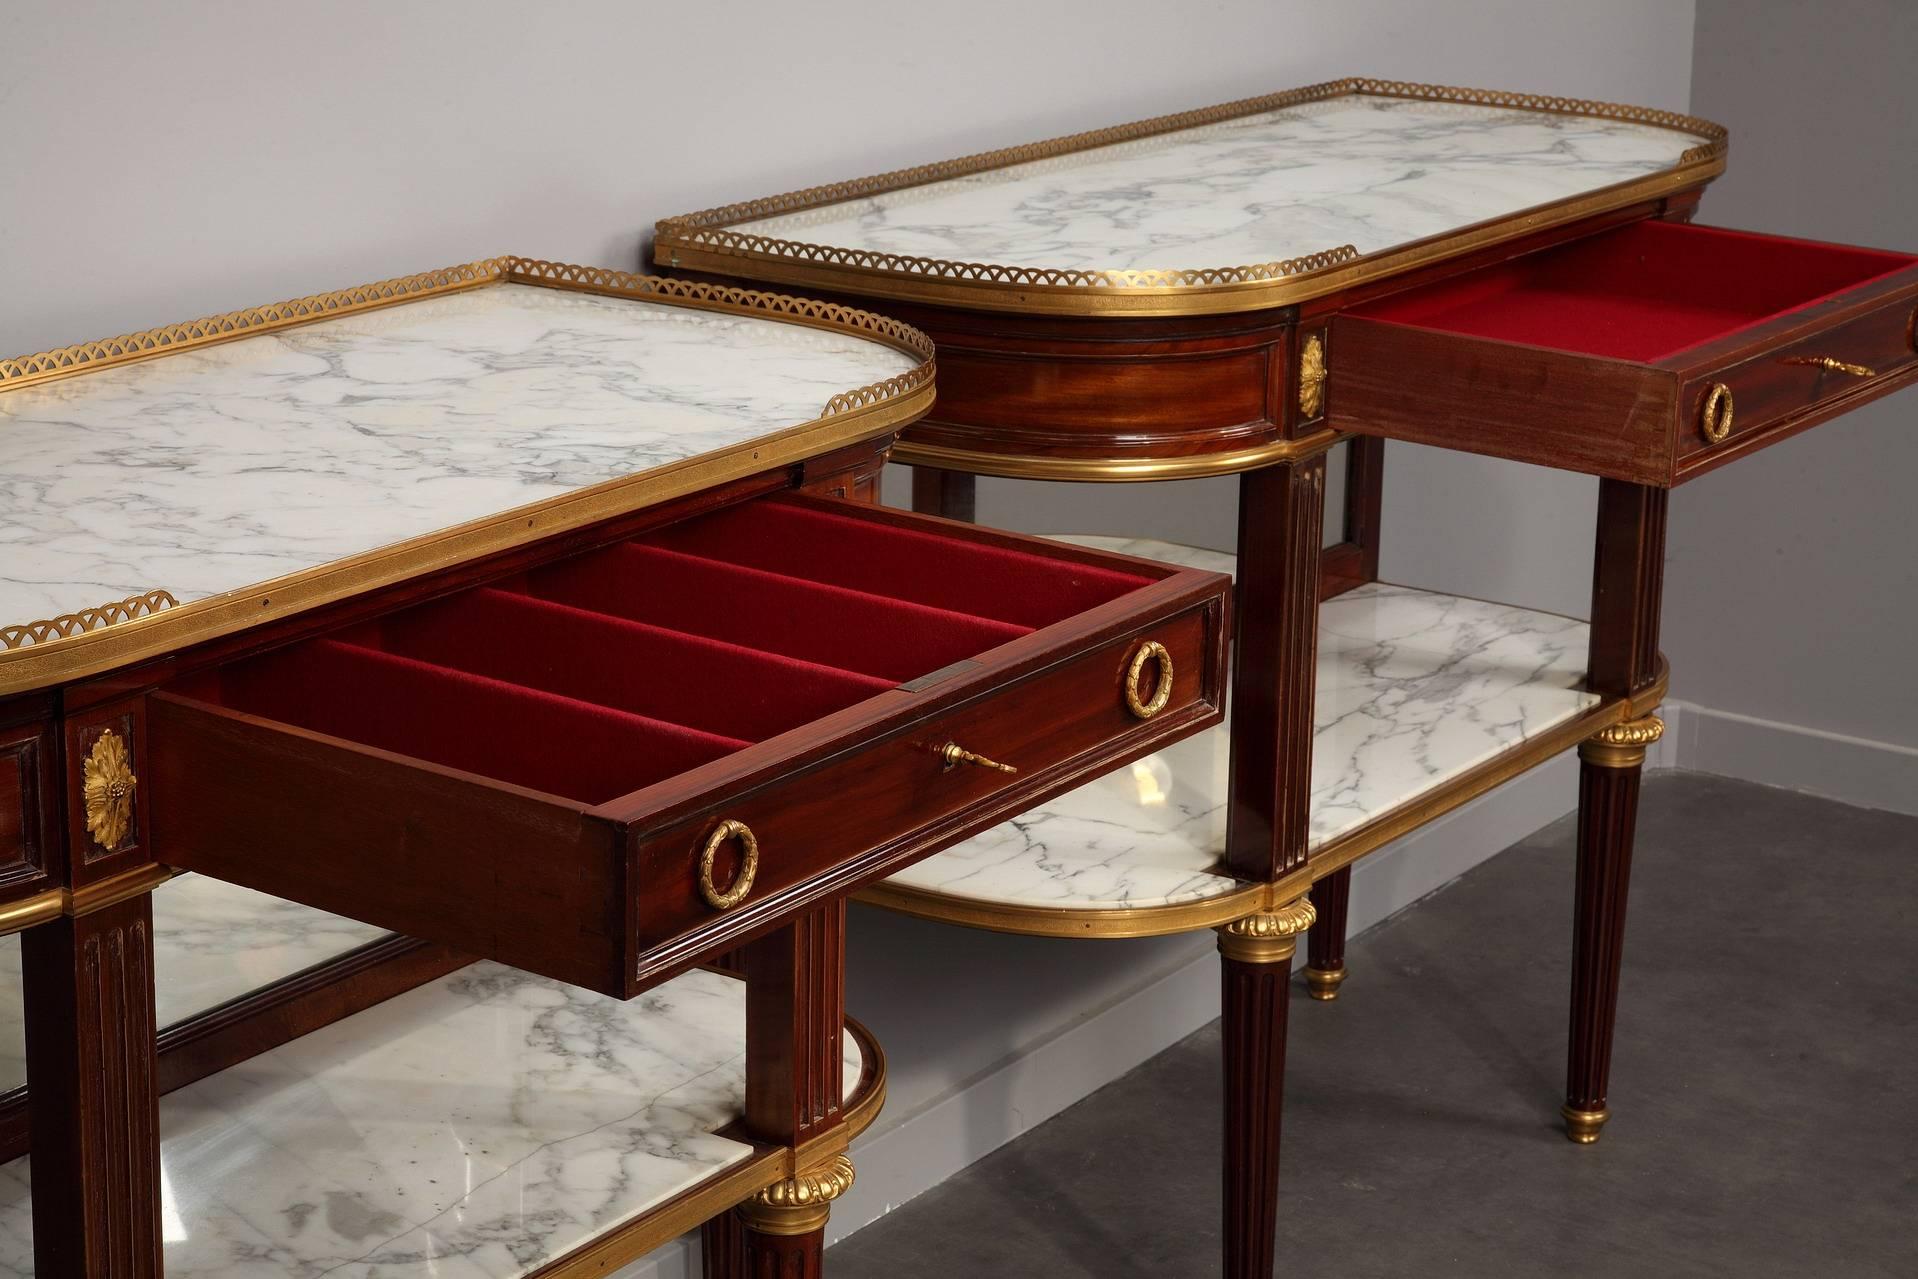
[
  {"left": 147, "top": 494, "right": 1228, "bottom": 995},
  {"left": 1327, "top": 220, "right": 1918, "bottom": 484}
]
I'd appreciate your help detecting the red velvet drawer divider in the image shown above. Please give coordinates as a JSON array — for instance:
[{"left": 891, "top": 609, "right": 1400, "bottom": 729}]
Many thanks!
[
  {"left": 369, "top": 587, "right": 893, "bottom": 743},
  {"left": 524, "top": 543, "right": 1029, "bottom": 682},
  {"left": 209, "top": 639, "right": 748, "bottom": 804},
  {"left": 649, "top": 498, "right": 1153, "bottom": 628}
]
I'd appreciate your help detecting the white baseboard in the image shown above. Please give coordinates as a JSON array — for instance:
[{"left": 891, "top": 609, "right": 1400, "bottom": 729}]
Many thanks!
[{"left": 1661, "top": 700, "right": 1918, "bottom": 817}]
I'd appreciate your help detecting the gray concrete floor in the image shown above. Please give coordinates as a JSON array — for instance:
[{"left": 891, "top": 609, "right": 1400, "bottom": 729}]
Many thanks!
[{"left": 827, "top": 773, "right": 1918, "bottom": 1277}]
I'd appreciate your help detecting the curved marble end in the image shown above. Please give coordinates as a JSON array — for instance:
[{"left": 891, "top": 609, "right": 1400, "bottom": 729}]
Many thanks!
[{"left": 879, "top": 537, "right": 1599, "bottom": 923}]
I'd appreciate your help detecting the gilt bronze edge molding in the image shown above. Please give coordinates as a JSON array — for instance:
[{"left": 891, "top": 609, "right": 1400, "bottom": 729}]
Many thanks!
[
  {"left": 856, "top": 878, "right": 1269, "bottom": 940},
  {"left": 655, "top": 76, "right": 1727, "bottom": 318},
  {"left": 0, "top": 256, "right": 934, "bottom": 395},
  {"left": 892, "top": 428, "right": 1345, "bottom": 482},
  {"left": 1, "top": 590, "right": 179, "bottom": 654},
  {"left": 858, "top": 665, "right": 1674, "bottom": 942},
  {"left": 0, "top": 261, "right": 937, "bottom": 699},
  {"left": 0, "top": 890, "right": 63, "bottom": 937},
  {"left": 1216, "top": 896, "right": 1318, "bottom": 964},
  {"left": 1579, "top": 713, "right": 1666, "bottom": 769}
]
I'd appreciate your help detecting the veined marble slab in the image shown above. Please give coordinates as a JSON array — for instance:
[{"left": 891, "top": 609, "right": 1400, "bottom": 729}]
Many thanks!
[
  {"left": 0, "top": 875, "right": 390, "bottom": 1093},
  {"left": 731, "top": 94, "right": 1708, "bottom": 276},
  {"left": 883, "top": 537, "right": 1599, "bottom": 912},
  {"left": 0, "top": 963, "right": 866, "bottom": 1278},
  {"left": 0, "top": 283, "right": 918, "bottom": 626}
]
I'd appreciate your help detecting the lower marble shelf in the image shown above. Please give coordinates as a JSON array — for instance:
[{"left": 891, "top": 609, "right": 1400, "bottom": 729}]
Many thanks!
[
  {"left": 0, "top": 962, "right": 867, "bottom": 1278},
  {"left": 875, "top": 537, "right": 1601, "bottom": 926}
]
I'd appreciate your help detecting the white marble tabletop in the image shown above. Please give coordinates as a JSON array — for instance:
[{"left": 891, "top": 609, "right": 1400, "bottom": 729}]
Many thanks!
[
  {"left": 728, "top": 93, "right": 1710, "bottom": 278},
  {"left": 0, "top": 283, "right": 918, "bottom": 630},
  {"left": 0, "top": 962, "right": 865, "bottom": 1278},
  {"left": 883, "top": 537, "right": 1600, "bottom": 913}
]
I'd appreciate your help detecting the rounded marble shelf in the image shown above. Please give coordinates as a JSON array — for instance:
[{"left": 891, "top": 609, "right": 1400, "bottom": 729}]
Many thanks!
[{"left": 866, "top": 537, "right": 1602, "bottom": 937}]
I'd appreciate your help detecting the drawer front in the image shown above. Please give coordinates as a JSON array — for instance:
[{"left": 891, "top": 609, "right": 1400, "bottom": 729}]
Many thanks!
[
  {"left": 630, "top": 599, "right": 1223, "bottom": 966},
  {"left": 145, "top": 486, "right": 1229, "bottom": 996},
  {"left": 1677, "top": 294, "right": 1918, "bottom": 472},
  {"left": 1329, "top": 220, "right": 1918, "bottom": 485}
]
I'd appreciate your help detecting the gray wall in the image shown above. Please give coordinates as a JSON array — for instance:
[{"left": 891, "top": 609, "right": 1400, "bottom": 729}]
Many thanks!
[
  {"left": 1, "top": 2, "right": 1706, "bottom": 1270},
  {"left": 4, "top": 0, "right": 1692, "bottom": 624},
  {"left": 1672, "top": 1, "right": 1918, "bottom": 749}
]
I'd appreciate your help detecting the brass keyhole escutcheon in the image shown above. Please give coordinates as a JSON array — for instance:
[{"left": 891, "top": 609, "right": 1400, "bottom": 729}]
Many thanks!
[
  {"left": 1907, "top": 303, "right": 1917, "bottom": 353},
  {"left": 1125, "top": 640, "right": 1175, "bottom": 720},
  {"left": 698, "top": 819, "right": 759, "bottom": 911},
  {"left": 1699, "top": 383, "right": 1735, "bottom": 445}
]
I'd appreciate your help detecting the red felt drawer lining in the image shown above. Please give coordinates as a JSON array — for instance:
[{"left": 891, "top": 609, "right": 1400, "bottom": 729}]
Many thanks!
[
  {"left": 368, "top": 587, "right": 892, "bottom": 743},
  {"left": 525, "top": 543, "right": 1029, "bottom": 683},
  {"left": 205, "top": 639, "right": 748, "bottom": 805},
  {"left": 651, "top": 499, "right": 1153, "bottom": 628},
  {"left": 1354, "top": 221, "right": 1918, "bottom": 363},
  {"left": 186, "top": 496, "right": 1159, "bottom": 807}
]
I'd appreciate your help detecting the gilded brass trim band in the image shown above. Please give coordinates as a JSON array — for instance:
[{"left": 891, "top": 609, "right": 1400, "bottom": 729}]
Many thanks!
[
  {"left": 0, "top": 260, "right": 935, "bottom": 698},
  {"left": 1304, "top": 964, "right": 1347, "bottom": 1001},
  {"left": 1562, "top": 1104, "right": 1610, "bottom": 1144},
  {"left": 65, "top": 863, "right": 173, "bottom": 917},
  {"left": 0, "top": 258, "right": 937, "bottom": 400},
  {"left": 2, "top": 591, "right": 178, "bottom": 653},
  {"left": 857, "top": 877, "right": 1267, "bottom": 940},
  {"left": 858, "top": 660, "right": 1674, "bottom": 941},
  {"left": 0, "top": 890, "right": 64, "bottom": 937},
  {"left": 1216, "top": 897, "right": 1317, "bottom": 964},
  {"left": 1579, "top": 714, "right": 1665, "bottom": 769},
  {"left": 656, "top": 77, "right": 1728, "bottom": 318},
  {"left": 737, "top": 1154, "right": 855, "bottom": 1236},
  {"left": 892, "top": 428, "right": 1344, "bottom": 482}
]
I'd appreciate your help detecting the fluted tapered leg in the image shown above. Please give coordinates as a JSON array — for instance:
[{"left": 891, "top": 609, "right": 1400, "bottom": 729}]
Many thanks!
[
  {"left": 1304, "top": 868, "right": 1351, "bottom": 1000},
  {"left": 737, "top": 1226, "right": 822, "bottom": 1279},
  {"left": 23, "top": 893, "right": 162, "bottom": 1278},
  {"left": 1563, "top": 715, "right": 1662, "bottom": 1143},
  {"left": 707, "top": 905, "right": 853, "bottom": 1278},
  {"left": 1218, "top": 898, "right": 1315, "bottom": 1279},
  {"left": 702, "top": 1211, "right": 748, "bottom": 1278}
]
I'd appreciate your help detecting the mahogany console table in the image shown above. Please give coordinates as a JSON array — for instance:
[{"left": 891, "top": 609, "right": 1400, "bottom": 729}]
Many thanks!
[
  {"left": 656, "top": 77, "right": 1918, "bottom": 1275},
  {"left": 0, "top": 261, "right": 1230, "bottom": 1277}
]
